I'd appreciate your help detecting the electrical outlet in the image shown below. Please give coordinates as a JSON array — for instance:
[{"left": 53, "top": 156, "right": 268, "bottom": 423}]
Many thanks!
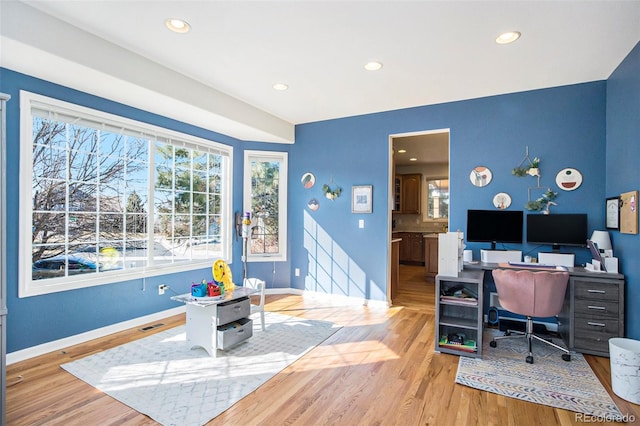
[
  {"left": 158, "top": 284, "right": 168, "bottom": 295},
  {"left": 295, "top": 268, "right": 300, "bottom": 276}
]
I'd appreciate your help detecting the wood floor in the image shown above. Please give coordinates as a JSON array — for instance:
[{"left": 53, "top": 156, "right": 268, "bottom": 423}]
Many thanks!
[{"left": 6, "top": 265, "right": 638, "bottom": 425}]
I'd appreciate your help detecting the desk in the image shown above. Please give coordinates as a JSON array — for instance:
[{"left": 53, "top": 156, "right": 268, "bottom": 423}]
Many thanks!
[
  {"left": 172, "top": 287, "right": 258, "bottom": 357},
  {"left": 463, "top": 262, "right": 625, "bottom": 357}
]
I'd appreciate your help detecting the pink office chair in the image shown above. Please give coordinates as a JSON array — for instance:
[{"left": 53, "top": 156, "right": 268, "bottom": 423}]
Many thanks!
[{"left": 490, "top": 268, "right": 571, "bottom": 364}]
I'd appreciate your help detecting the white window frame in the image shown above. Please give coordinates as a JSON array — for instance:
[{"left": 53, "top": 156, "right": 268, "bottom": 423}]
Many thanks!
[
  {"left": 19, "top": 91, "right": 234, "bottom": 297},
  {"left": 243, "top": 150, "right": 288, "bottom": 262}
]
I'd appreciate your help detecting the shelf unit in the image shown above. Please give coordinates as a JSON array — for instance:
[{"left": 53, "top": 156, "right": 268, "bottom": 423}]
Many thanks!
[{"left": 435, "top": 270, "right": 484, "bottom": 358}]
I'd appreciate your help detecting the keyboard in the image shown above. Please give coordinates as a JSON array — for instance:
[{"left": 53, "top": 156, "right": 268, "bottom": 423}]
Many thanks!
[{"left": 508, "top": 261, "right": 557, "bottom": 268}]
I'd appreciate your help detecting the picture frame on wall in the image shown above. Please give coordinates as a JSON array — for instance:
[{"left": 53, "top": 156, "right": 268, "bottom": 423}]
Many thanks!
[
  {"left": 352, "top": 185, "right": 373, "bottom": 213},
  {"left": 606, "top": 196, "right": 620, "bottom": 230}
]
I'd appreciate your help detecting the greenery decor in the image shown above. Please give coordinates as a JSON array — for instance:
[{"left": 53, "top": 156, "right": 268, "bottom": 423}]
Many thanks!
[
  {"left": 512, "top": 156, "right": 540, "bottom": 177},
  {"left": 322, "top": 183, "right": 342, "bottom": 200},
  {"left": 525, "top": 188, "right": 557, "bottom": 211}
]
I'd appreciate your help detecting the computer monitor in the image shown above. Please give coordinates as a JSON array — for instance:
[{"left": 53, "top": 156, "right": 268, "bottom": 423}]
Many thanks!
[
  {"left": 466, "top": 209, "right": 524, "bottom": 250},
  {"left": 526, "top": 213, "right": 588, "bottom": 252}
]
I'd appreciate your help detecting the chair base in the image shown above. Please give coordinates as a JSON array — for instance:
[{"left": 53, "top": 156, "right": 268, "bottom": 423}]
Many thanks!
[{"left": 490, "top": 317, "right": 571, "bottom": 364}]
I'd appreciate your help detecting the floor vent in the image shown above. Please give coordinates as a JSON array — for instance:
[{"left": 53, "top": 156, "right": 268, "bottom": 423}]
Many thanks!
[{"left": 140, "top": 323, "right": 165, "bottom": 332}]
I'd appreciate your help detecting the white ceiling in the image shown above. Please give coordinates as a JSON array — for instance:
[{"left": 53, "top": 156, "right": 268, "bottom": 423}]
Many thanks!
[{"left": 2, "top": 1, "right": 640, "bottom": 143}]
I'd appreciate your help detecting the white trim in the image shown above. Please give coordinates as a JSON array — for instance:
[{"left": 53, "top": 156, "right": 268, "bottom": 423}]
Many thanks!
[
  {"left": 19, "top": 90, "right": 234, "bottom": 297},
  {"left": 243, "top": 150, "right": 288, "bottom": 262},
  {"left": 6, "top": 306, "right": 185, "bottom": 365}
]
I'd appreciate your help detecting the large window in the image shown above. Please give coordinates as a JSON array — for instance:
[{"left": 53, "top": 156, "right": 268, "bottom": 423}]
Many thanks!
[
  {"left": 243, "top": 150, "right": 287, "bottom": 262},
  {"left": 20, "top": 91, "right": 233, "bottom": 297}
]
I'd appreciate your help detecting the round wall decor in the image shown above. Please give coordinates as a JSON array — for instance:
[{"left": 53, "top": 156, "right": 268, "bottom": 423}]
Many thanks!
[
  {"left": 493, "top": 192, "right": 512, "bottom": 209},
  {"left": 555, "top": 168, "right": 582, "bottom": 191},
  {"left": 470, "top": 166, "right": 492, "bottom": 187},
  {"left": 301, "top": 172, "right": 315, "bottom": 189}
]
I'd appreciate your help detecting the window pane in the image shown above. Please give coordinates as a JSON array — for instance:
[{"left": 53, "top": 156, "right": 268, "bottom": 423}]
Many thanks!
[
  {"left": 32, "top": 211, "right": 66, "bottom": 246},
  {"left": 250, "top": 160, "right": 280, "bottom": 255},
  {"left": 33, "top": 179, "right": 66, "bottom": 212},
  {"left": 33, "top": 144, "right": 66, "bottom": 180},
  {"left": 100, "top": 130, "right": 125, "bottom": 158},
  {"left": 427, "top": 179, "right": 449, "bottom": 220},
  {"left": 68, "top": 213, "right": 97, "bottom": 243},
  {"left": 70, "top": 151, "right": 97, "bottom": 182}
]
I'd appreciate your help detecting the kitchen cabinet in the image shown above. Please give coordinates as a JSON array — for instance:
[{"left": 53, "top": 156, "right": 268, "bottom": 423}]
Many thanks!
[
  {"left": 393, "top": 174, "right": 422, "bottom": 214},
  {"left": 424, "top": 234, "right": 439, "bottom": 278},
  {"left": 398, "top": 232, "right": 424, "bottom": 265}
]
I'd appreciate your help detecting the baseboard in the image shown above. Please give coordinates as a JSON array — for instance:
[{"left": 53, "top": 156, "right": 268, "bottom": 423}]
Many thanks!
[
  {"left": 7, "top": 306, "right": 185, "bottom": 365},
  {"left": 7, "top": 289, "right": 386, "bottom": 364}
]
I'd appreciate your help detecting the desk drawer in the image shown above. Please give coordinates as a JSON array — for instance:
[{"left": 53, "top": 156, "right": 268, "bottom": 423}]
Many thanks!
[
  {"left": 574, "top": 335, "right": 612, "bottom": 355},
  {"left": 574, "top": 314, "right": 620, "bottom": 335},
  {"left": 216, "top": 297, "right": 250, "bottom": 325},
  {"left": 574, "top": 299, "right": 619, "bottom": 317},
  {"left": 574, "top": 281, "right": 619, "bottom": 301},
  {"left": 217, "top": 318, "right": 253, "bottom": 349}
]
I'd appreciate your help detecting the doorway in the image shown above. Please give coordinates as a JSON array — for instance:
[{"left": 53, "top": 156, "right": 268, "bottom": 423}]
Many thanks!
[{"left": 387, "top": 129, "right": 450, "bottom": 307}]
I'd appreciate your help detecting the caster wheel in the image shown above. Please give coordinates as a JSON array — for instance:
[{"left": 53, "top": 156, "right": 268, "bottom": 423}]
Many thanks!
[
  {"left": 490, "top": 341, "right": 497, "bottom": 348},
  {"left": 526, "top": 355, "right": 534, "bottom": 364},
  {"left": 562, "top": 354, "right": 571, "bottom": 362},
  {"left": 505, "top": 331, "right": 511, "bottom": 336}
]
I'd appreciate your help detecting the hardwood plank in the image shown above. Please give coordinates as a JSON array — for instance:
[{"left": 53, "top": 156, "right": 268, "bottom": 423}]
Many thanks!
[{"left": 6, "top": 265, "right": 638, "bottom": 425}]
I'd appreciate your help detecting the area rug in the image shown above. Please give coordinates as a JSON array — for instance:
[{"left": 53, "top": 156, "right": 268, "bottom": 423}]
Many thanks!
[
  {"left": 455, "top": 329, "right": 622, "bottom": 419},
  {"left": 61, "top": 312, "right": 340, "bottom": 426}
]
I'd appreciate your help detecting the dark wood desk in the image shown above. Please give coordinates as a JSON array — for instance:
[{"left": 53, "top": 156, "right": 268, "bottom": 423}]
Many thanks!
[{"left": 463, "top": 262, "right": 625, "bottom": 357}]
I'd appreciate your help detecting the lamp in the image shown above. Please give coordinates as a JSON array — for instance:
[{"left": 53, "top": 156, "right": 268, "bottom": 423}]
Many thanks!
[{"left": 590, "top": 230, "right": 612, "bottom": 254}]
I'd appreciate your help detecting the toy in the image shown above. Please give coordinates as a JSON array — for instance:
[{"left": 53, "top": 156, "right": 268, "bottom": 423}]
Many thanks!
[{"left": 212, "top": 259, "right": 235, "bottom": 292}]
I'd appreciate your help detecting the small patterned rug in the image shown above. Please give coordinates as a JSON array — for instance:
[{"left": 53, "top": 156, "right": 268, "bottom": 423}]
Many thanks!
[
  {"left": 62, "top": 312, "right": 340, "bottom": 426},
  {"left": 456, "top": 329, "right": 622, "bottom": 419}
]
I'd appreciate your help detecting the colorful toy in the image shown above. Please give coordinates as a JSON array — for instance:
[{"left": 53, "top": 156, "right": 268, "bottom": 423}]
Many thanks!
[{"left": 212, "top": 259, "right": 235, "bottom": 292}]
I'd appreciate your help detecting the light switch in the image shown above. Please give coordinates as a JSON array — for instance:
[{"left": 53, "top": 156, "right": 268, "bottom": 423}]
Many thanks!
[{"left": 359, "top": 219, "right": 365, "bottom": 228}]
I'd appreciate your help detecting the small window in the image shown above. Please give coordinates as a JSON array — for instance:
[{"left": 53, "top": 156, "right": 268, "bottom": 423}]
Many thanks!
[
  {"left": 243, "top": 150, "right": 288, "bottom": 262},
  {"left": 427, "top": 179, "right": 449, "bottom": 220}
]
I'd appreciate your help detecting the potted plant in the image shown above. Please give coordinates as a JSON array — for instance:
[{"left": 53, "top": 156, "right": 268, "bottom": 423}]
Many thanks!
[
  {"left": 525, "top": 188, "right": 557, "bottom": 211},
  {"left": 512, "top": 157, "right": 540, "bottom": 177}
]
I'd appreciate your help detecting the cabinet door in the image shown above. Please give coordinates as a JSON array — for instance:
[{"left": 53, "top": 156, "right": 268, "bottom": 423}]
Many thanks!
[
  {"left": 425, "top": 237, "right": 439, "bottom": 277},
  {"left": 409, "top": 234, "right": 424, "bottom": 263},
  {"left": 401, "top": 174, "right": 421, "bottom": 214},
  {"left": 398, "top": 233, "right": 411, "bottom": 262},
  {"left": 393, "top": 175, "right": 402, "bottom": 212}
]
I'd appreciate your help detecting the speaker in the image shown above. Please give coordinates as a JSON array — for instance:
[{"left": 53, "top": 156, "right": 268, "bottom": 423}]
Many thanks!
[{"left": 487, "top": 306, "right": 499, "bottom": 325}]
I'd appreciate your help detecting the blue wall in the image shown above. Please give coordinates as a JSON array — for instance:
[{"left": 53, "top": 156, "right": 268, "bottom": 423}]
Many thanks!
[
  {"left": 290, "top": 82, "right": 607, "bottom": 301},
  {"left": 3, "top": 39, "right": 639, "bottom": 352},
  {"left": 0, "top": 68, "right": 285, "bottom": 352},
  {"left": 606, "top": 41, "right": 640, "bottom": 340}
]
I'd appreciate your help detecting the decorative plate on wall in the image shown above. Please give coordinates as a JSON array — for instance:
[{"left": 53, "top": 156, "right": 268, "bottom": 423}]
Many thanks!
[
  {"left": 555, "top": 168, "right": 582, "bottom": 191},
  {"left": 301, "top": 172, "right": 315, "bottom": 189},
  {"left": 469, "top": 166, "right": 492, "bottom": 187},
  {"left": 493, "top": 192, "right": 512, "bottom": 209},
  {"left": 307, "top": 198, "right": 319, "bottom": 211}
]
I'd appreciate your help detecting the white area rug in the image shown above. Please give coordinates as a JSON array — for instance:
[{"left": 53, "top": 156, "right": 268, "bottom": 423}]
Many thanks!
[{"left": 61, "top": 312, "right": 340, "bottom": 426}]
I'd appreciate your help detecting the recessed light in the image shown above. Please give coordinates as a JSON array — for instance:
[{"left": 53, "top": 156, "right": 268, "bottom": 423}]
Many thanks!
[
  {"left": 397, "top": 149, "right": 407, "bottom": 153},
  {"left": 364, "top": 61, "right": 383, "bottom": 71},
  {"left": 165, "top": 18, "right": 190, "bottom": 34},
  {"left": 272, "top": 83, "right": 289, "bottom": 91},
  {"left": 496, "top": 31, "right": 521, "bottom": 44},
  {"left": 409, "top": 158, "right": 418, "bottom": 162}
]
